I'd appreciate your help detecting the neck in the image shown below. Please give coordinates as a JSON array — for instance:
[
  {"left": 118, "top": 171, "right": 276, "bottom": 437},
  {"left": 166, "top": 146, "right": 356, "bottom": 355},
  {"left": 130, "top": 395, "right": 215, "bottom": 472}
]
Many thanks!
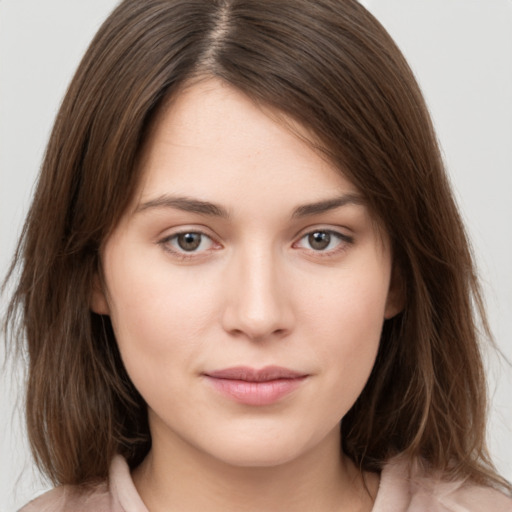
[{"left": 132, "top": 425, "right": 378, "bottom": 512}]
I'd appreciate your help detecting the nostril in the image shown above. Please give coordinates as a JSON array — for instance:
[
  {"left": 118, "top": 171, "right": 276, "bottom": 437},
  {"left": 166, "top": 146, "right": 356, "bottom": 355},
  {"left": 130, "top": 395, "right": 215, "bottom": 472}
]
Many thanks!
[
  {"left": 220, "top": 255, "right": 295, "bottom": 340},
  {"left": 221, "top": 308, "right": 293, "bottom": 341}
]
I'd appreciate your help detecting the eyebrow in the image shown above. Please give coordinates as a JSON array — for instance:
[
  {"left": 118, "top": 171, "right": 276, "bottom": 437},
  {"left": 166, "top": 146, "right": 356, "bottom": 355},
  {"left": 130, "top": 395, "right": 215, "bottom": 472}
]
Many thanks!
[
  {"left": 135, "top": 193, "right": 364, "bottom": 219},
  {"left": 291, "top": 193, "right": 364, "bottom": 218},
  {"left": 136, "top": 195, "right": 230, "bottom": 218}
]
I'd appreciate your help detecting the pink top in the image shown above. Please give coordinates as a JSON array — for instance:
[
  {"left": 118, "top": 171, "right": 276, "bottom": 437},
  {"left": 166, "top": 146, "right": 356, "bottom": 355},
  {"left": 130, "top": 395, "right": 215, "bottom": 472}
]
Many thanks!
[{"left": 20, "top": 455, "right": 512, "bottom": 512}]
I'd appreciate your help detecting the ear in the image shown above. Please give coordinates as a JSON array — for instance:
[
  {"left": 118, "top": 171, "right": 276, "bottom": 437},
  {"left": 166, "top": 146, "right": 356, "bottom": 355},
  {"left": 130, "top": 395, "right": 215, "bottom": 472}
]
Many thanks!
[
  {"left": 384, "top": 263, "right": 405, "bottom": 320},
  {"left": 90, "top": 273, "right": 110, "bottom": 315}
]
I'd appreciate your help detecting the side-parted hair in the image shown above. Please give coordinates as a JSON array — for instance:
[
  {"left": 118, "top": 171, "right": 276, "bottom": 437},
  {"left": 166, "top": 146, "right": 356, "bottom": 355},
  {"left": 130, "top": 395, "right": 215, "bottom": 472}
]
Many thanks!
[{"left": 4, "top": 0, "right": 509, "bottom": 490}]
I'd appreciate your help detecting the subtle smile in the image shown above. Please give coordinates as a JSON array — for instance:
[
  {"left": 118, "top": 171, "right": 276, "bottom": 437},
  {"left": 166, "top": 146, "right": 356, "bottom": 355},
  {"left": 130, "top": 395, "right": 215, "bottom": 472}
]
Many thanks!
[{"left": 203, "top": 366, "right": 309, "bottom": 406}]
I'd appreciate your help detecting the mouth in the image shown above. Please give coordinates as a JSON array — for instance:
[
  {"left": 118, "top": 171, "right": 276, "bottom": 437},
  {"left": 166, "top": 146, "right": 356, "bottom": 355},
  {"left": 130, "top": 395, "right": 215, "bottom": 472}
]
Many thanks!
[{"left": 203, "top": 366, "right": 309, "bottom": 406}]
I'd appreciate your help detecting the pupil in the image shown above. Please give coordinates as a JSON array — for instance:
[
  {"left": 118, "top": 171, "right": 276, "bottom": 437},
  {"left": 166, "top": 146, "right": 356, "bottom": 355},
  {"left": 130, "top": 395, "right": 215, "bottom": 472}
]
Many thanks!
[
  {"left": 309, "top": 231, "right": 330, "bottom": 250},
  {"left": 178, "top": 233, "right": 201, "bottom": 251}
]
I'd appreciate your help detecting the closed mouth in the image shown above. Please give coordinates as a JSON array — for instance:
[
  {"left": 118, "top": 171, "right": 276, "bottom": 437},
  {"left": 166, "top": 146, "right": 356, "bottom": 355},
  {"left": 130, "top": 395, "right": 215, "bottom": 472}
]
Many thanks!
[
  {"left": 203, "top": 366, "right": 309, "bottom": 405},
  {"left": 204, "top": 365, "right": 307, "bottom": 382}
]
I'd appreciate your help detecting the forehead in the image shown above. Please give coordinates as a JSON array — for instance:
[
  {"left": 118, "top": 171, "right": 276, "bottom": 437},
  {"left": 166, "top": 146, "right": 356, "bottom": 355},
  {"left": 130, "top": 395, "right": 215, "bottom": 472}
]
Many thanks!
[{"left": 134, "top": 78, "right": 360, "bottom": 213}]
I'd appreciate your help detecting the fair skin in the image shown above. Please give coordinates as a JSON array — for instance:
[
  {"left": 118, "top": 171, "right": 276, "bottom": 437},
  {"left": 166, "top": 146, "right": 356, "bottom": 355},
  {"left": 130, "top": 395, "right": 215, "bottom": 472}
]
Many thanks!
[{"left": 92, "top": 78, "right": 401, "bottom": 512}]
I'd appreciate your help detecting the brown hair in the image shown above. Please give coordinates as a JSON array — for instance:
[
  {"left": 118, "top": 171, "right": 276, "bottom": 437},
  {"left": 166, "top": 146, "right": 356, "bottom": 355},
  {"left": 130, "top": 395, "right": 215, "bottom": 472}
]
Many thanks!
[{"left": 4, "top": 0, "right": 509, "bottom": 491}]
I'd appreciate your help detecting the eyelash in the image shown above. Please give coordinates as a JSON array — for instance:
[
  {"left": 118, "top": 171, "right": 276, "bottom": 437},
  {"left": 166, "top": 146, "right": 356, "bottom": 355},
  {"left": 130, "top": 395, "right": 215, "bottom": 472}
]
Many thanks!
[
  {"left": 158, "top": 230, "right": 220, "bottom": 261},
  {"left": 158, "top": 228, "right": 354, "bottom": 261},
  {"left": 293, "top": 229, "right": 354, "bottom": 258}
]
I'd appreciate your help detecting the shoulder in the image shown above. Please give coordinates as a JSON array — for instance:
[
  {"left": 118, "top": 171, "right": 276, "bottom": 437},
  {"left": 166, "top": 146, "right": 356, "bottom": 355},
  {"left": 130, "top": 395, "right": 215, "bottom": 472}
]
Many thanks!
[
  {"left": 18, "top": 482, "right": 112, "bottom": 512},
  {"left": 375, "top": 456, "right": 512, "bottom": 512},
  {"left": 18, "top": 456, "right": 147, "bottom": 512}
]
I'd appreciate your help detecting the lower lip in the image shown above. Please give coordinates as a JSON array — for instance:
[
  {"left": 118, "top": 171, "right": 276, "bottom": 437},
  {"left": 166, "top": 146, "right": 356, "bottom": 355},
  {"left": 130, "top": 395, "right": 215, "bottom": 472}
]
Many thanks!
[{"left": 205, "top": 376, "right": 306, "bottom": 406}]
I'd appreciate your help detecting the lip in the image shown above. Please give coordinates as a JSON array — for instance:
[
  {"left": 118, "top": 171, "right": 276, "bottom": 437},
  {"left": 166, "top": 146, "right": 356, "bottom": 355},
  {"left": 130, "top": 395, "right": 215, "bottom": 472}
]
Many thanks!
[{"left": 203, "top": 366, "right": 308, "bottom": 406}]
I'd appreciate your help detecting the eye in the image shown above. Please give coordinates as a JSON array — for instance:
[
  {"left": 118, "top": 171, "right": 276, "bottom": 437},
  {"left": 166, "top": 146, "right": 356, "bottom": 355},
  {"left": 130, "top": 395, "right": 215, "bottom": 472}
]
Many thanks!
[
  {"left": 175, "top": 232, "right": 205, "bottom": 251},
  {"left": 160, "top": 231, "right": 217, "bottom": 255},
  {"left": 295, "top": 229, "right": 352, "bottom": 253}
]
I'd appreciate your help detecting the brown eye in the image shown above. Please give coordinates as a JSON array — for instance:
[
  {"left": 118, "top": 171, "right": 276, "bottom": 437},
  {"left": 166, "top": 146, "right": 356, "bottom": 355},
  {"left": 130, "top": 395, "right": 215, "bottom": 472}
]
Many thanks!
[
  {"left": 177, "top": 232, "right": 203, "bottom": 251},
  {"left": 159, "top": 230, "right": 218, "bottom": 258},
  {"left": 308, "top": 231, "right": 331, "bottom": 250},
  {"left": 294, "top": 229, "right": 353, "bottom": 255}
]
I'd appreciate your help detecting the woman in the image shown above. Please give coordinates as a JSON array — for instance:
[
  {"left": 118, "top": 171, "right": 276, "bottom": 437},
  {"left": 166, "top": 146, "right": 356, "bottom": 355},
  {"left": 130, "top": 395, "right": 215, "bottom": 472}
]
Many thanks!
[{"left": 4, "top": 0, "right": 512, "bottom": 510}]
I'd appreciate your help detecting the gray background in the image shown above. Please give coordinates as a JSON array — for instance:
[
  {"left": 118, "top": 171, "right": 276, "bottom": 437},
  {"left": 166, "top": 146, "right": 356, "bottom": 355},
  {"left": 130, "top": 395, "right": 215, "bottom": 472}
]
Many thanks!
[{"left": 1, "top": 0, "right": 511, "bottom": 509}]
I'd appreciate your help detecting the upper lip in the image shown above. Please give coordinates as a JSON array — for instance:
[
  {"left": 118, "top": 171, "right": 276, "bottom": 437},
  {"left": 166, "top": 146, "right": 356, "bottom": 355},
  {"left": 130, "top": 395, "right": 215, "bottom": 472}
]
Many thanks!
[{"left": 204, "top": 366, "right": 307, "bottom": 382}]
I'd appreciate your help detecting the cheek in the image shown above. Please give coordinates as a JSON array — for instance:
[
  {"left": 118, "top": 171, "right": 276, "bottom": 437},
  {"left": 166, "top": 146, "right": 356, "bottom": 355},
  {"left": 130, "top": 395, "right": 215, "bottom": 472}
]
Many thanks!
[
  {"left": 302, "top": 258, "right": 390, "bottom": 344},
  {"left": 300, "top": 262, "right": 390, "bottom": 411},
  {"left": 103, "top": 249, "right": 220, "bottom": 379}
]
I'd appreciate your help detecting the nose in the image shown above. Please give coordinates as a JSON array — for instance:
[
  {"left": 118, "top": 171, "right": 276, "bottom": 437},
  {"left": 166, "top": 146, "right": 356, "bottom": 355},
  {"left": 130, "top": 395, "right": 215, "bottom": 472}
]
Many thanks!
[{"left": 221, "top": 247, "right": 295, "bottom": 342}]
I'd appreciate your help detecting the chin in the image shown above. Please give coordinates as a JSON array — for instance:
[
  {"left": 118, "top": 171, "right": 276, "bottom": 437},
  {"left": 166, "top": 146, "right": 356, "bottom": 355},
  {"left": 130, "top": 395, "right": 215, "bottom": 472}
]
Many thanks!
[
  {"left": 213, "top": 445, "right": 305, "bottom": 469},
  {"left": 199, "top": 426, "right": 326, "bottom": 469}
]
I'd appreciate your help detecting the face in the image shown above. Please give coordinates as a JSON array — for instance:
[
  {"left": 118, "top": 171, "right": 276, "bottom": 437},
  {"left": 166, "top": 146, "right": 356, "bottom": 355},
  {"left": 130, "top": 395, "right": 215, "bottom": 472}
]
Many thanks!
[{"left": 93, "top": 78, "right": 401, "bottom": 469}]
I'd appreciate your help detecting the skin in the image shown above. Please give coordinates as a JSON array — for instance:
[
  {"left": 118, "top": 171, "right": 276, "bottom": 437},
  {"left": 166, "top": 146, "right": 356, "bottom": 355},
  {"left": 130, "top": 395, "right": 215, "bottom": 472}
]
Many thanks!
[{"left": 92, "top": 78, "right": 402, "bottom": 512}]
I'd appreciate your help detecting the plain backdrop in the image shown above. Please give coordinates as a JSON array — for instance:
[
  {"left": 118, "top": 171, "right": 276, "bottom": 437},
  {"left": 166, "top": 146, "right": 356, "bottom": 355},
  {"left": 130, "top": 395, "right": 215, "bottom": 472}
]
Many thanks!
[{"left": 1, "top": 0, "right": 511, "bottom": 509}]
